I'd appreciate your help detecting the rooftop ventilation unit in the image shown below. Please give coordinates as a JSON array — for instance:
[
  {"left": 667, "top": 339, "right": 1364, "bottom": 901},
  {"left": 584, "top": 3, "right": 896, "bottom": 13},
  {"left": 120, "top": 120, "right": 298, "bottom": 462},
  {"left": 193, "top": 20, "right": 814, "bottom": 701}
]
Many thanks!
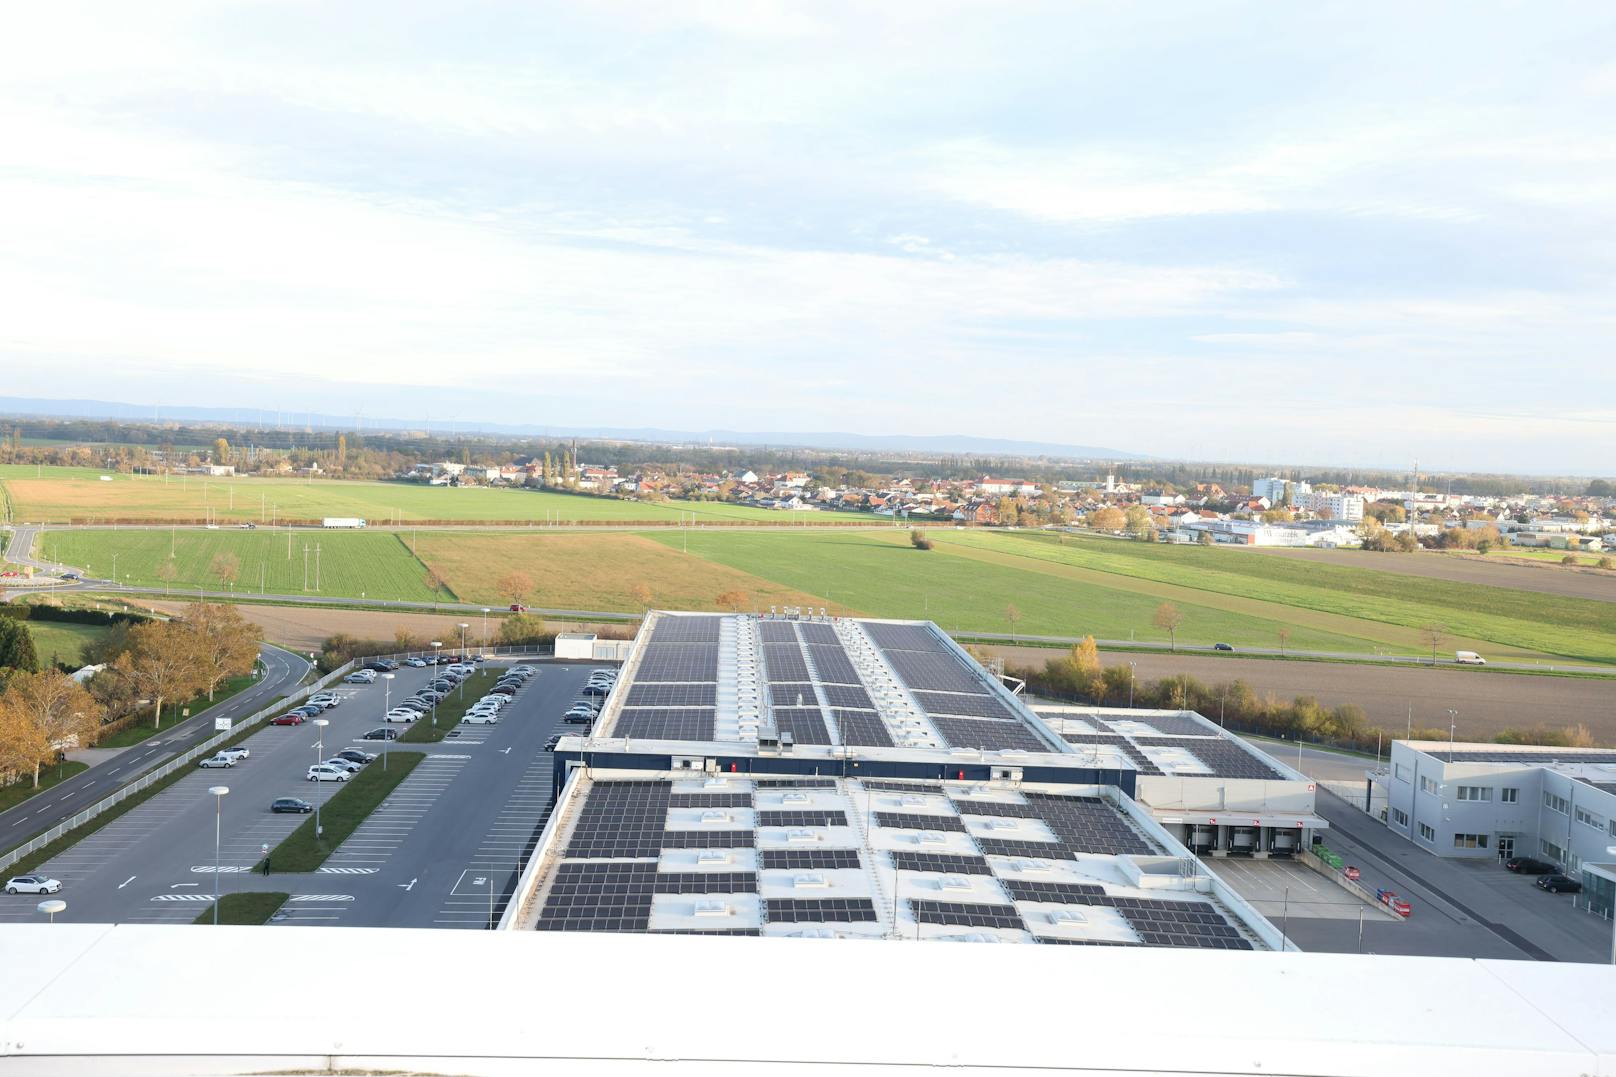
[
  {"left": 1049, "top": 909, "right": 1088, "bottom": 926},
  {"left": 693, "top": 900, "right": 732, "bottom": 918},
  {"left": 697, "top": 849, "right": 733, "bottom": 866},
  {"left": 700, "top": 810, "right": 732, "bottom": 825},
  {"left": 794, "top": 873, "right": 830, "bottom": 889},
  {"left": 918, "top": 830, "right": 947, "bottom": 845},
  {"left": 939, "top": 875, "right": 973, "bottom": 892}
]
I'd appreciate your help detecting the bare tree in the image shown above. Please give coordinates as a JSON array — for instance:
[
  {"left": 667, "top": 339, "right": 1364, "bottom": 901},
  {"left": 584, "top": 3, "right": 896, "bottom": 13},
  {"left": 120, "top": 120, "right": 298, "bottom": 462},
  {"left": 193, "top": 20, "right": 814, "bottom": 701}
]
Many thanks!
[
  {"left": 210, "top": 552, "right": 240, "bottom": 590},
  {"left": 1003, "top": 603, "right": 1023, "bottom": 642},
  {"left": 156, "top": 560, "right": 179, "bottom": 595},
  {"left": 496, "top": 570, "right": 534, "bottom": 607},
  {"left": 1420, "top": 622, "right": 1449, "bottom": 665},
  {"left": 631, "top": 582, "right": 654, "bottom": 611},
  {"left": 1152, "top": 602, "right": 1184, "bottom": 652},
  {"left": 1276, "top": 627, "right": 1291, "bottom": 655}
]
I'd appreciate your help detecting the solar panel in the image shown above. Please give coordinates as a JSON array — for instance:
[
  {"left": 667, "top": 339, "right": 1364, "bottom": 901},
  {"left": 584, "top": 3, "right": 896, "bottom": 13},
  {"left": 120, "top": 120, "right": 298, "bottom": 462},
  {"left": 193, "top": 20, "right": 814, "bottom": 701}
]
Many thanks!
[
  {"left": 950, "top": 799, "right": 1040, "bottom": 819},
  {"left": 652, "top": 872, "right": 759, "bottom": 894},
  {"left": 769, "top": 683, "right": 817, "bottom": 707},
  {"left": 763, "top": 643, "right": 810, "bottom": 682},
  {"left": 806, "top": 644, "right": 860, "bottom": 684},
  {"left": 889, "top": 851, "right": 993, "bottom": 875},
  {"left": 625, "top": 683, "right": 717, "bottom": 708},
  {"left": 909, "top": 900, "right": 1024, "bottom": 930},
  {"left": 1000, "top": 878, "right": 1108, "bottom": 903},
  {"left": 1119, "top": 714, "right": 1213, "bottom": 736},
  {"left": 669, "top": 792, "right": 753, "bottom": 808},
  {"left": 1114, "top": 902, "right": 1252, "bottom": 950},
  {"left": 1130, "top": 736, "right": 1284, "bottom": 780},
  {"left": 797, "top": 622, "right": 841, "bottom": 646},
  {"left": 756, "top": 810, "right": 847, "bottom": 828},
  {"left": 771, "top": 707, "right": 831, "bottom": 745},
  {"left": 536, "top": 861, "right": 656, "bottom": 932},
  {"left": 758, "top": 621, "right": 800, "bottom": 644},
  {"left": 859, "top": 779, "right": 934, "bottom": 793},
  {"left": 833, "top": 709, "right": 894, "bottom": 747},
  {"left": 1426, "top": 749, "right": 1616, "bottom": 763},
  {"left": 752, "top": 778, "right": 838, "bottom": 788},
  {"left": 1023, "top": 793, "right": 1156, "bottom": 856},
  {"left": 820, "top": 683, "right": 873, "bottom": 710},
  {"left": 565, "top": 782, "right": 671, "bottom": 858},
  {"left": 930, "top": 716, "right": 1051, "bottom": 752},
  {"left": 760, "top": 849, "right": 862, "bottom": 870},
  {"left": 650, "top": 616, "right": 723, "bottom": 643},
  {"left": 1060, "top": 733, "right": 1162, "bottom": 774},
  {"left": 614, "top": 708, "right": 716, "bottom": 741},
  {"left": 884, "top": 650, "right": 984, "bottom": 695},
  {"left": 875, "top": 812, "right": 966, "bottom": 833},
  {"left": 659, "top": 830, "right": 755, "bottom": 849},
  {"left": 863, "top": 622, "right": 948, "bottom": 652},
  {"left": 911, "top": 691, "right": 1017, "bottom": 720},
  {"left": 765, "top": 898, "right": 879, "bottom": 923},
  {"left": 973, "top": 838, "right": 1073, "bottom": 859},
  {"left": 635, "top": 644, "right": 719, "bottom": 682}
]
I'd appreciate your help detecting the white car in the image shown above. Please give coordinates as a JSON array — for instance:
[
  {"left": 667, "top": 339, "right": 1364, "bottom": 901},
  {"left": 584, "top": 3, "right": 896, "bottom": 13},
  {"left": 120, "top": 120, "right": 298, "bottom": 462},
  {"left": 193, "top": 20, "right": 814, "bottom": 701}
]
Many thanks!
[
  {"left": 404, "top": 657, "right": 428, "bottom": 667},
  {"left": 462, "top": 712, "right": 501, "bottom": 725},
  {"left": 477, "top": 695, "right": 509, "bottom": 708},
  {"left": 217, "top": 747, "right": 250, "bottom": 762},
  {"left": 321, "top": 757, "right": 362, "bottom": 773},
  {"left": 307, "top": 764, "right": 350, "bottom": 782},
  {"left": 383, "top": 709, "right": 419, "bottom": 723},
  {"left": 197, "top": 754, "right": 237, "bottom": 768},
  {"left": 5, "top": 874, "right": 62, "bottom": 895},
  {"left": 308, "top": 693, "right": 340, "bottom": 708}
]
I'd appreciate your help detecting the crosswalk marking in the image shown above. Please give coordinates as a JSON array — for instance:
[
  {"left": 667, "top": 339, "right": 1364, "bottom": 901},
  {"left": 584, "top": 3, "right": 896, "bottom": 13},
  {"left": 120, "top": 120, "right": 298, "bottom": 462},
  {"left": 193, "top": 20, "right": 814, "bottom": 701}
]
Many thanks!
[{"left": 317, "top": 866, "right": 379, "bottom": 874}]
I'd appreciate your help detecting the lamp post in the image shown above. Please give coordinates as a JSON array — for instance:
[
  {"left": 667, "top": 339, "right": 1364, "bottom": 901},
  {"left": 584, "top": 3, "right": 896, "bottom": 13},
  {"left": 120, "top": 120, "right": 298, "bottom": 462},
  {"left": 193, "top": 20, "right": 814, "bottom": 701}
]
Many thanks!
[
  {"left": 1128, "top": 662, "right": 1136, "bottom": 708},
  {"left": 37, "top": 899, "right": 66, "bottom": 923},
  {"left": 429, "top": 642, "right": 442, "bottom": 728},
  {"left": 380, "top": 672, "right": 395, "bottom": 771},
  {"left": 458, "top": 624, "right": 470, "bottom": 698},
  {"left": 312, "top": 719, "right": 329, "bottom": 841},
  {"left": 1446, "top": 708, "right": 1458, "bottom": 753},
  {"left": 208, "top": 785, "right": 230, "bottom": 924},
  {"left": 481, "top": 608, "right": 490, "bottom": 649}
]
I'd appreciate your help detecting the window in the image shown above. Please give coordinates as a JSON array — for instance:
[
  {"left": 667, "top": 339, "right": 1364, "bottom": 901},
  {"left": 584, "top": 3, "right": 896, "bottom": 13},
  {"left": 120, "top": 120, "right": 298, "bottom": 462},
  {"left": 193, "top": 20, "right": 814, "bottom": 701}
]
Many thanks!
[
  {"left": 1544, "top": 792, "right": 1569, "bottom": 814},
  {"left": 1419, "top": 776, "right": 1439, "bottom": 795},
  {"left": 1391, "top": 807, "right": 1409, "bottom": 827},
  {"left": 1453, "top": 833, "right": 1489, "bottom": 849},
  {"left": 1540, "top": 838, "right": 1565, "bottom": 863},
  {"left": 1576, "top": 807, "right": 1605, "bottom": 831},
  {"left": 1609, "top": 818, "right": 1616, "bottom": 838},
  {"left": 1456, "top": 786, "right": 1492, "bottom": 802},
  {"left": 1418, "top": 822, "right": 1435, "bottom": 842},
  {"left": 1500, "top": 787, "right": 1519, "bottom": 804},
  {"left": 1394, "top": 764, "right": 1410, "bottom": 783}
]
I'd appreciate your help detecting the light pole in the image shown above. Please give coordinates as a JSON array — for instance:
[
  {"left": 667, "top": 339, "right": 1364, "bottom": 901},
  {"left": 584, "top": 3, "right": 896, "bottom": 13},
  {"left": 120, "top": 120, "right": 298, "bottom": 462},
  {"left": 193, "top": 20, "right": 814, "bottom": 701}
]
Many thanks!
[
  {"left": 37, "top": 899, "right": 66, "bottom": 923},
  {"left": 208, "top": 785, "right": 230, "bottom": 925},
  {"left": 1128, "top": 662, "right": 1136, "bottom": 708},
  {"left": 458, "top": 624, "right": 470, "bottom": 698},
  {"left": 312, "top": 718, "right": 329, "bottom": 841},
  {"left": 481, "top": 608, "right": 490, "bottom": 650},
  {"left": 380, "top": 672, "right": 395, "bottom": 771},
  {"left": 1446, "top": 709, "right": 1458, "bottom": 753},
  {"left": 430, "top": 642, "right": 442, "bottom": 729}
]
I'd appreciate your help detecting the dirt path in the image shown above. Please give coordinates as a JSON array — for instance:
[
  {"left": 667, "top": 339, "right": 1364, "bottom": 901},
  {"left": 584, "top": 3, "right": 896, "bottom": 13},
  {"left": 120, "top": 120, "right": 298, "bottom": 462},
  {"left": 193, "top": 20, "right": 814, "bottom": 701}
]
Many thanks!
[
  {"left": 980, "top": 645, "right": 1616, "bottom": 745},
  {"left": 1244, "top": 547, "right": 1616, "bottom": 603}
]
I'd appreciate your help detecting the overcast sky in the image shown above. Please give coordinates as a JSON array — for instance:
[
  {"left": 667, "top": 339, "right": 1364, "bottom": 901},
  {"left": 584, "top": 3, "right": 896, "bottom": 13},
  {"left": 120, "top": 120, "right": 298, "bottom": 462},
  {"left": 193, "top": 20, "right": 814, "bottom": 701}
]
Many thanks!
[{"left": 2, "top": 3, "right": 1612, "bottom": 471}]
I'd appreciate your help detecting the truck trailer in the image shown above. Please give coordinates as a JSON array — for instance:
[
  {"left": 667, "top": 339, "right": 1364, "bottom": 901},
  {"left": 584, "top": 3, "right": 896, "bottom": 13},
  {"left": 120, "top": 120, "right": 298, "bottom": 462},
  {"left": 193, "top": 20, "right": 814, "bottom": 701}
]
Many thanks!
[{"left": 321, "top": 517, "right": 367, "bottom": 529}]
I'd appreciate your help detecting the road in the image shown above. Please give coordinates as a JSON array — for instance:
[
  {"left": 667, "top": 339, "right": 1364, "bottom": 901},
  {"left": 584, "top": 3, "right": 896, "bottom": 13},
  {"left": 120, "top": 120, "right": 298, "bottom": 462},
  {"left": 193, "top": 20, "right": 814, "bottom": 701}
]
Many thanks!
[{"left": 0, "top": 645, "right": 310, "bottom": 858}]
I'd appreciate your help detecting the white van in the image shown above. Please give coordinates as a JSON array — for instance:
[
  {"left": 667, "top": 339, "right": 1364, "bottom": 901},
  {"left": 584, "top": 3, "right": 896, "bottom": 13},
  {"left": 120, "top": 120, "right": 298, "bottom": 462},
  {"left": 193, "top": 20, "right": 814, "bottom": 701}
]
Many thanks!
[{"left": 1455, "top": 651, "right": 1487, "bottom": 666}]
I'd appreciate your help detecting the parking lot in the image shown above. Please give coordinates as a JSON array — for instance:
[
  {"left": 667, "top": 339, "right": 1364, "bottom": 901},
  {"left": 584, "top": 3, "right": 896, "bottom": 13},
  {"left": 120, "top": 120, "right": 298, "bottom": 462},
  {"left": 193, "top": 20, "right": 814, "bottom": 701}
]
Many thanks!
[{"left": 0, "top": 657, "right": 600, "bottom": 929}]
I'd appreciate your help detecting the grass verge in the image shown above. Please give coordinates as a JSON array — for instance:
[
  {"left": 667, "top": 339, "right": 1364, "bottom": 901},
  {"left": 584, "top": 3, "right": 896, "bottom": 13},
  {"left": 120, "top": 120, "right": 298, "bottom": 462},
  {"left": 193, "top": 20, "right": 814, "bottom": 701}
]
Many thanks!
[
  {"left": 0, "top": 762, "right": 89, "bottom": 814},
  {"left": 194, "top": 891, "right": 290, "bottom": 925},
  {"left": 400, "top": 670, "right": 500, "bottom": 743},
  {"left": 96, "top": 674, "right": 257, "bottom": 748},
  {"left": 261, "top": 751, "right": 424, "bottom": 872}
]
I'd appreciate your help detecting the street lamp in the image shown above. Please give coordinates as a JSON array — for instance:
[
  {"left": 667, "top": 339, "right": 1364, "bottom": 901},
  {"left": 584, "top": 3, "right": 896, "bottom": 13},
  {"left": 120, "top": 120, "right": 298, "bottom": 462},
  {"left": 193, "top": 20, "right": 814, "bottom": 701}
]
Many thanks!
[
  {"left": 380, "top": 672, "right": 395, "bottom": 771},
  {"left": 37, "top": 899, "right": 66, "bottom": 923},
  {"left": 208, "top": 785, "right": 230, "bottom": 924},
  {"left": 1128, "top": 662, "right": 1137, "bottom": 708},
  {"left": 312, "top": 719, "right": 329, "bottom": 841},
  {"left": 481, "top": 608, "right": 490, "bottom": 649},
  {"left": 1446, "top": 708, "right": 1458, "bottom": 753},
  {"left": 458, "top": 624, "right": 470, "bottom": 698}
]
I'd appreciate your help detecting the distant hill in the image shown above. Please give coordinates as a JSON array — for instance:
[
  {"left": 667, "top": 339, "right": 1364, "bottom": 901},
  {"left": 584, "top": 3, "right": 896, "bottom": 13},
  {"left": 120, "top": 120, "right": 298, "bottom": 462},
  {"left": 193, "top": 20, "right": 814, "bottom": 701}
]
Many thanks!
[{"left": 0, "top": 396, "right": 1144, "bottom": 462}]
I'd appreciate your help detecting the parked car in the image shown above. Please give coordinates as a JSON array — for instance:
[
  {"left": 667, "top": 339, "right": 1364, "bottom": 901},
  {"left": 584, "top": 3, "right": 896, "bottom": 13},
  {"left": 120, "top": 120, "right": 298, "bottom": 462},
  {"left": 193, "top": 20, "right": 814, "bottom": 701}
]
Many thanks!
[
  {"left": 308, "top": 693, "right": 340, "bottom": 709},
  {"left": 360, "top": 727, "right": 400, "bottom": 741},
  {"left": 396, "top": 700, "right": 429, "bottom": 713},
  {"left": 61, "top": 571, "right": 81, "bottom": 581},
  {"left": 384, "top": 709, "right": 419, "bottom": 723},
  {"left": 365, "top": 659, "right": 400, "bottom": 672},
  {"left": 5, "top": 874, "right": 62, "bottom": 895},
  {"left": 1536, "top": 874, "right": 1583, "bottom": 894},
  {"left": 216, "top": 747, "right": 250, "bottom": 763},
  {"left": 322, "top": 757, "right": 362, "bottom": 774},
  {"left": 307, "top": 764, "right": 351, "bottom": 782},
  {"left": 563, "top": 713, "right": 593, "bottom": 725},
  {"left": 544, "top": 735, "right": 562, "bottom": 751},
  {"left": 270, "top": 797, "right": 314, "bottom": 814},
  {"left": 509, "top": 603, "right": 528, "bottom": 612},
  {"left": 345, "top": 671, "right": 377, "bottom": 684},
  {"left": 581, "top": 682, "right": 611, "bottom": 697},
  {"left": 1212, "top": 642, "right": 1234, "bottom": 652},
  {"left": 404, "top": 657, "right": 428, "bottom": 667},
  {"left": 292, "top": 705, "right": 323, "bottom": 718},
  {"left": 271, "top": 713, "right": 306, "bottom": 726},
  {"left": 1505, "top": 857, "right": 1558, "bottom": 874},
  {"left": 335, "top": 750, "right": 376, "bottom": 765},
  {"left": 195, "top": 754, "right": 237, "bottom": 768},
  {"left": 462, "top": 712, "right": 500, "bottom": 725}
]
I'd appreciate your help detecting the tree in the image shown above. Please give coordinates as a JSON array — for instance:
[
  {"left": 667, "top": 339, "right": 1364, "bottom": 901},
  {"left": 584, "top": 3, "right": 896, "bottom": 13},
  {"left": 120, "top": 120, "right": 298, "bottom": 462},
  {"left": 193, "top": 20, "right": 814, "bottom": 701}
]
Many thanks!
[
  {"left": 0, "top": 618, "right": 39, "bottom": 672},
  {"left": 1561, "top": 553, "right": 1579, "bottom": 565},
  {"left": 1003, "top": 603, "right": 1022, "bottom": 642},
  {"left": 631, "top": 582, "right": 654, "bottom": 611},
  {"left": 909, "top": 529, "right": 933, "bottom": 551},
  {"left": 156, "top": 560, "right": 179, "bottom": 594},
  {"left": 1197, "top": 531, "right": 1213, "bottom": 546},
  {"left": 496, "top": 570, "right": 534, "bottom": 606},
  {"left": 213, "top": 437, "right": 230, "bottom": 465},
  {"left": 1420, "top": 622, "right": 1449, "bottom": 665},
  {"left": 1071, "top": 635, "right": 1101, "bottom": 678},
  {"left": 0, "top": 704, "right": 51, "bottom": 792},
  {"left": 1276, "top": 627, "right": 1291, "bottom": 655},
  {"left": 0, "top": 670, "right": 101, "bottom": 785},
  {"left": 1152, "top": 602, "right": 1184, "bottom": 652},
  {"left": 498, "top": 614, "right": 550, "bottom": 646},
  {"left": 210, "top": 552, "right": 240, "bottom": 590},
  {"left": 1599, "top": 557, "right": 1614, "bottom": 571},
  {"left": 715, "top": 590, "right": 750, "bottom": 612},
  {"left": 114, "top": 620, "right": 208, "bottom": 728},
  {"left": 1124, "top": 505, "right": 1154, "bottom": 538},
  {"left": 176, "top": 603, "right": 260, "bottom": 700},
  {"left": 1088, "top": 507, "right": 1126, "bottom": 531},
  {"left": 336, "top": 433, "right": 348, "bottom": 469}
]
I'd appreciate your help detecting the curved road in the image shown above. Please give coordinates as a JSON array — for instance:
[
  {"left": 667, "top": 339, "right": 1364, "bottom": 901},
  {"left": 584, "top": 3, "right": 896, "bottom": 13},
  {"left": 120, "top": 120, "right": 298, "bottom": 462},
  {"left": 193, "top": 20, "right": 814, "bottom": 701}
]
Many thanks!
[{"left": 0, "top": 626, "right": 312, "bottom": 858}]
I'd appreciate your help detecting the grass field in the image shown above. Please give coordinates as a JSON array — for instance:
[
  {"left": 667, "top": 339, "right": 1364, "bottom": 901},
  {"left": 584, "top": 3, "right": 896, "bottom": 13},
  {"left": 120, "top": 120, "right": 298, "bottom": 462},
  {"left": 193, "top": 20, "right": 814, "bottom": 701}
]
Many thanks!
[
  {"left": 414, "top": 531, "right": 829, "bottom": 613},
  {"left": 194, "top": 891, "right": 289, "bottom": 925},
  {"left": 24, "top": 620, "right": 110, "bottom": 667},
  {"left": 42, "top": 529, "right": 451, "bottom": 601},
  {"left": 263, "top": 751, "right": 423, "bottom": 871},
  {"left": 0, "top": 466, "right": 861, "bottom": 525},
  {"left": 936, "top": 531, "right": 1613, "bottom": 664},
  {"left": 0, "top": 762, "right": 89, "bottom": 814},
  {"left": 1476, "top": 547, "right": 1609, "bottom": 567}
]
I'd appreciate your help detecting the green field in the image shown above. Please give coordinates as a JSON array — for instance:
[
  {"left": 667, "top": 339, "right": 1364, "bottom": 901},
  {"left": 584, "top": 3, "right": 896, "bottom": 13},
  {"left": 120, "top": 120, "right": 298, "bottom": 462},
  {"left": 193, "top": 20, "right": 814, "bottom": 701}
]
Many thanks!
[
  {"left": 43, "top": 529, "right": 451, "bottom": 601},
  {"left": 1, "top": 466, "right": 861, "bottom": 525},
  {"left": 23, "top": 621, "right": 110, "bottom": 667}
]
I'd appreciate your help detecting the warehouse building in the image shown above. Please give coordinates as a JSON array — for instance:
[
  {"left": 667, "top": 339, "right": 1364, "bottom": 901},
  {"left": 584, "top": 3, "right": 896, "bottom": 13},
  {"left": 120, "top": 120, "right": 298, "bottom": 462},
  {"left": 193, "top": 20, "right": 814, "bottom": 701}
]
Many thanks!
[{"left": 508, "top": 610, "right": 1312, "bottom": 949}]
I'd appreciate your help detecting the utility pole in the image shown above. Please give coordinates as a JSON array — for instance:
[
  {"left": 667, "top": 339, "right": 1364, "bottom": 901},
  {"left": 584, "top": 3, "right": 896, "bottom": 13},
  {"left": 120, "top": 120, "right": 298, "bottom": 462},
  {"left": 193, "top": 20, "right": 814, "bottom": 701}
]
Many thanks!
[
  {"left": 315, "top": 543, "right": 322, "bottom": 591},
  {"left": 302, "top": 543, "right": 309, "bottom": 591}
]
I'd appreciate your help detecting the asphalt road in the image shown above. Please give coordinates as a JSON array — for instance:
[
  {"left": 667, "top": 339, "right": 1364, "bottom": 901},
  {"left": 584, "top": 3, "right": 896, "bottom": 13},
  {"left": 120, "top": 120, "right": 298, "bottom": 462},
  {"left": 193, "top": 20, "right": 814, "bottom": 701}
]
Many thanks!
[
  {"left": 0, "top": 658, "right": 589, "bottom": 928},
  {"left": 0, "top": 644, "right": 311, "bottom": 858}
]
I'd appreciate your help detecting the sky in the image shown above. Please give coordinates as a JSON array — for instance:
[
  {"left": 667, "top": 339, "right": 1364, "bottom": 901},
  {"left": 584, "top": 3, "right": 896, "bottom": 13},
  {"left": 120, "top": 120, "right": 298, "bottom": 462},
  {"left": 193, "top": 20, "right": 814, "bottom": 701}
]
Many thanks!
[{"left": 1, "top": 2, "right": 1613, "bottom": 472}]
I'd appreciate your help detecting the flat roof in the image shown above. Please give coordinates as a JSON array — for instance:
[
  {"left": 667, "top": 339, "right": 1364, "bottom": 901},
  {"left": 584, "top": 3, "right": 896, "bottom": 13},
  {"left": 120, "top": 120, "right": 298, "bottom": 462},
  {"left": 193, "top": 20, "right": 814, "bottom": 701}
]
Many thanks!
[
  {"left": 512, "top": 769, "right": 1276, "bottom": 949},
  {"left": 1, "top": 925, "right": 1612, "bottom": 1075},
  {"left": 1035, "top": 705, "right": 1300, "bottom": 781}
]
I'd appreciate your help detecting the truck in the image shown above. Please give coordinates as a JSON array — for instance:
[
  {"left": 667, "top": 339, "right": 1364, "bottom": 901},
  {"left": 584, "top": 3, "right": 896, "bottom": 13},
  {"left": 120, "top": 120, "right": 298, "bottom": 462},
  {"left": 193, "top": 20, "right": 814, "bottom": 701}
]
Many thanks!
[
  {"left": 1455, "top": 650, "right": 1486, "bottom": 665},
  {"left": 321, "top": 517, "right": 367, "bottom": 529}
]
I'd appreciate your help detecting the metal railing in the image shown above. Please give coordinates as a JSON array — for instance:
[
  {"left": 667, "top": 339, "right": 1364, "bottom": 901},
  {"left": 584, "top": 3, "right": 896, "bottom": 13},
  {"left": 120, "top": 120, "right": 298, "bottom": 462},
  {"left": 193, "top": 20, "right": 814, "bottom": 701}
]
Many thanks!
[{"left": 0, "top": 660, "right": 357, "bottom": 873}]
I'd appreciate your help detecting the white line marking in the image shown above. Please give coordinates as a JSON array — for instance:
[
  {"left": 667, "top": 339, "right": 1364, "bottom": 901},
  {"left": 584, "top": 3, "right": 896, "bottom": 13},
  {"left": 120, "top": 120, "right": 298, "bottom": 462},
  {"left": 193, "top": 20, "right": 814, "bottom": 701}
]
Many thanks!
[
  {"left": 400, "top": 877, "right": 417, "bottom": 891},
  {"left": 170, "top": 883, "right": 199, "bottom": 889},
  {"left": 118, "top": 876, "right": 136, "bottom": 889}
]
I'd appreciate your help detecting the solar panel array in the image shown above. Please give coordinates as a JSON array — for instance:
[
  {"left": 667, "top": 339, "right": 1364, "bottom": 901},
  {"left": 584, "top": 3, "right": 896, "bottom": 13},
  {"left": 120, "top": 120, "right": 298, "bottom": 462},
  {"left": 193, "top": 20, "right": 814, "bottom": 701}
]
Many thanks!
[
  {"left": 807, "top": 645, "right": 860, "bottom": 684},
  {"left": 930, "top": 716, "right": 1051, "bottom": 752},
  {"left": 650, "top": 616, "right": 723, "bottom": 643},
  {"left": 769, "top": 683, "right": 817, "bottom": 706},
  {"left": 1132, "top": 736, "right": 1285, "bottom": 780},
  {"left": 1425, "top": 749, "right": 1616, "bottom": 764},
  {"left": 821, "top": 683, "right": 873, "bottom": 710},
  {"left": 760, "top": 849, "right": 862, "bottom": 870},
  {"left": 1114, "top": 714, "right": 1214, "bottom": 736},
  {"left": 757, "top": 809, "right": 848, "bottom": 828},
  {"left": 762, "top": 643, "right": 811, "bottom": 682},
  {"left": 625, "top": 683, "right": 717, "bottom": 708},
  {"left": 758, "top": 621, "right": 801, "bottom": 644},
  {"left": 911, "top": 690, "right": 1017, "bottom": 720},
  {"left": 833, "top": 710, "right": 895, "bottom": 747},
  {"left": 770, "top": 707, "right": 832, "bottom": 745},
  {"left": 766, "top": 898, "right": 879, "bottom": 923},
  {"left": 890, "top": 851, "right": 993, "bottom": 875},
  {"left": 634, "top": 644, "right": 719, "bottom": 683},
  {"left": 910, "top": 900, "right": 1024, "bottom": 929},
  {"left": 615, "top": 708, "right": 717, "bottom": 741}
]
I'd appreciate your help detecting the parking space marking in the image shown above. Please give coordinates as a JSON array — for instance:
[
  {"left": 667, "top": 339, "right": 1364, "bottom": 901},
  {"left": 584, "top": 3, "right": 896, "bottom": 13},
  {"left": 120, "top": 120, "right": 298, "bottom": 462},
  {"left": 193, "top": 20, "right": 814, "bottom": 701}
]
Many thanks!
[
  {"left": 432, "top": 751, "right": 555, "bottom": 928},
  {"left": 322, "top": 756, "right": 468, "bottom": 869}
]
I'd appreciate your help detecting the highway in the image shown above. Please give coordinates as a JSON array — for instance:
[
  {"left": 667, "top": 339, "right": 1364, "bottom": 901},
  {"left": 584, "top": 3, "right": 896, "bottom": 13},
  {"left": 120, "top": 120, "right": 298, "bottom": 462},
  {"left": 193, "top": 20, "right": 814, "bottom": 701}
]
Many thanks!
[{"left": 0, "top": 644, "right": 311, "bottom": 857}]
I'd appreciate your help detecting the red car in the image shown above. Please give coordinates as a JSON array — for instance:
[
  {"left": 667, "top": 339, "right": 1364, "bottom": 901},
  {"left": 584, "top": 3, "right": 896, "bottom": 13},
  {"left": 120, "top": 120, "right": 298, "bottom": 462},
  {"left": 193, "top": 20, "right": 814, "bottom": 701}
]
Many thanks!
[
  {"left": 270, "top": 713, "right": 306, "bottom": 726},
  {"left": 509, "top": 603, "right": 527, "bottom": 612}
]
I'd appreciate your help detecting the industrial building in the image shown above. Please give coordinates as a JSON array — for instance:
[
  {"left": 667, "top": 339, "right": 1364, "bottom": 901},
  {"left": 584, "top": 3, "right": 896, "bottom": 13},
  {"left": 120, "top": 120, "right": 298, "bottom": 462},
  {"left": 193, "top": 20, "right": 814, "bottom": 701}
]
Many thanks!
[
  {"left": 1373, "top": 740, "right": 1616, "bottom": 920},
  {"left": 508, "top": 610, "right": 1324, "bottom": 948}
]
